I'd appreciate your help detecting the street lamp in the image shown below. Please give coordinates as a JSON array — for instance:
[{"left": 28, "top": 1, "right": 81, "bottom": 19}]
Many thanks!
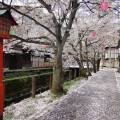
[{"left": 0, "top": 9, "right": 18, "bottom": 119}]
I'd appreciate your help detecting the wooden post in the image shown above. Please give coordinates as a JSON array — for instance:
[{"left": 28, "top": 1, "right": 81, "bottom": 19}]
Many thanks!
[
  {"left": 38, "top": 57, "right": 39, "bottom": 67},
  {"left": 0, "top": 39, "right": 4, "bottom": 120},
  {"left": 74, "top": 69, "right": 76, "bottom": 79},
  {"left": 69, "top": 69, "right": 72, "bottom": 80},
  {"left": 49, "top": 74, "right": 52, "bottom": 89},
  {"left": 75, "top": 69, "right": 77, "bottom": 80},
  {"left": 32, "top": 76, "right": 36, "bottom": 98}
]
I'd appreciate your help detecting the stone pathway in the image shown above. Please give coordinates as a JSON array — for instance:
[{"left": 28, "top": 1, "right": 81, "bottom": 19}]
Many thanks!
[{"left": 36, "top": 69, "right": 120, "bottom": 120}]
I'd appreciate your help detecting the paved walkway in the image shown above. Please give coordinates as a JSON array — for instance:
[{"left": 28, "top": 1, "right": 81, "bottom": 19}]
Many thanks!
[{"left": 36, "top": 69, "right": 120, "bottom": 120}]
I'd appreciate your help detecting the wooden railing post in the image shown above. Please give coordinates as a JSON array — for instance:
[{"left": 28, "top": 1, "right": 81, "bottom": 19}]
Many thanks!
[
  {"left": 74, "top": 69, "right": 77, "bottom": 80},
  {"left": 32, "top": 76, "right": 36, "bottom": 98},
  {"left": 49, "top": 74, "right": 52, "bottom": 89},
  {"left": 69, "top": 69, "right": 72, "bottom": 80}
]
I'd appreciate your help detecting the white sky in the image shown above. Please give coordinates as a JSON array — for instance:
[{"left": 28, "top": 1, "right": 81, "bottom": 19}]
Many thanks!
[{"left": 0, "top": 0, "right": 39, "bottom": 6}]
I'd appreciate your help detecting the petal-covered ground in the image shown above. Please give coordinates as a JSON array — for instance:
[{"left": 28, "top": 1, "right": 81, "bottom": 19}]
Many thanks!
[
  {"left": 36, "top": 69, "right": 120, "bottom": 120},
  {"left": 3, "top": 75, "right": 86, "bottom": 120},
  {"left": 4, "top": 69, "right": 120, "bottom": 120}
]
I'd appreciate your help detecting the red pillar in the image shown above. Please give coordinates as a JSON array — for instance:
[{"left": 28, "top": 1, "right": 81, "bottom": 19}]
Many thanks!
[{"left": 0, "top": 39, "right": 4, "bottom": 119}]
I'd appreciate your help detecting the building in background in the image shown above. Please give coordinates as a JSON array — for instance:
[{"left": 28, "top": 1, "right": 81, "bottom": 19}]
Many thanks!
[{"left": 103, "top": 46, "right": 119, "bottom": 68}]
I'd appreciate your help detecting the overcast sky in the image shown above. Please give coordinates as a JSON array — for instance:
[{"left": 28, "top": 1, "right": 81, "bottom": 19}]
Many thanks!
[{"left": 0, "top": 0, "right": 39, "bottom": 6}]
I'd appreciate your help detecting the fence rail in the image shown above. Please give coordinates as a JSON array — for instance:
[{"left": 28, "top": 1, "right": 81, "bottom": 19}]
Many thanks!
[{"left": 4, "top": 67, "right": 80, "bottom": 106}]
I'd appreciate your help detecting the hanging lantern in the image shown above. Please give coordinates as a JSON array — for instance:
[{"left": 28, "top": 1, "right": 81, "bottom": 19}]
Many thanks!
[
  {"left": 99, "top": 0, "right": 109, "bottom": 11},
  {"left": 91, "top": 31, "right": 97, "bottom": 38},
  {"left": 0, "top": 10, "right": 18, "bottom": 39},
  {"left": 9, "top": 27, "right": 16, "bottom": 36},
  {"left": 98, "top": 11, "right": 108, "bottom": 18}
]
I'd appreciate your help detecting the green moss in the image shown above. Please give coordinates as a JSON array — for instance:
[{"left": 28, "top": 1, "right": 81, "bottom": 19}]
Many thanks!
[
  {"left": 63, "top": 77, "right": 80, "bottom": 90},
  {"left": 50, "top": 91, "right": 66, "bottom": 100}
]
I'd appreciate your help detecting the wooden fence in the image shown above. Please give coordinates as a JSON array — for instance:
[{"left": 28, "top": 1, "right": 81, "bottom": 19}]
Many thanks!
[{"left": 4, "top": 68, "right": 79, "bottom": 106}]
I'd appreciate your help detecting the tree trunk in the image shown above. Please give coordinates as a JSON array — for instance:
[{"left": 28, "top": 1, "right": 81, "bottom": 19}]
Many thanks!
[
  {"left": 97, "top": 58, "right": 101, "bottom": 71},
  {"left": 51, "top": 0, "right": 79, "bottom": 94},
  {"left": 78, "top": 38, "right": 86, "bottom": 77},
  {"left": 117, "top": 40, "right": 120, "bottom": 72},
  {"left": 51, "top": 44, "right": 63, "bottom": 94},
  {"left": 79, "top": 64, "right": 82, "bottom": 76},
  {"left": 85, "top": 40, "right": 91, "bottom": 76},
  {"left": 78, "top": 63, "right": 86, "bottom": 77},
  {"left": 86, "top": 57, "right": 91, "bottom": 76},
  {"left": 79, "top": 39, "right": 84, "bottom": 69},
  {"left": 118, "top": 56, "right": 120, "bottom": 72},
  {"left": 93, "top": 58, "right": 97, "bottom": 73},
  {"left": 74, "top": 57, "right": 86, "bottom": 77},
  {"left": 69, "top": 69, "right": 72, "bottom": 80},
  {"left": 93, "top": 51, "right": 97, "bottom": 73}
]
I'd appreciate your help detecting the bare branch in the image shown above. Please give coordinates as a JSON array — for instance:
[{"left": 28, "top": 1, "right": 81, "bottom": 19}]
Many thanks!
[
  {"left": 38, "top": 0, "right": 58, "bottom": 26},
  {"left": 10, "top": 35, "right": 52, "bottom": 45},
  {"left": 82, "top": 0, "right": 94, "bottom": 13},
  {"left": 69, "top": 43, "right": 78, "bottom": 54},
  {"left": 62, "top": 0, "right": 79, "bottom": 46}
]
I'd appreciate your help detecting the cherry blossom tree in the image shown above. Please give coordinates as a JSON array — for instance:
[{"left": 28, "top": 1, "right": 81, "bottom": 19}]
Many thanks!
[
  {"left": 0, "top": 0, "right": 80, "bottom": 94},
  {"left": 0, "top": 0, "right": 119, "bottom": 95}
]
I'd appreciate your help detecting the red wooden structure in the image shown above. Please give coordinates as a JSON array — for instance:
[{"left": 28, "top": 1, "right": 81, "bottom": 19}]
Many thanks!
[{"left": 0, "top": 9, "right": 17, "bottom": 119}]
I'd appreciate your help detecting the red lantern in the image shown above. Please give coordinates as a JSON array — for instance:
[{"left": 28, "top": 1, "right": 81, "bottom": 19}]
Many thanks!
[
  {"left": 91, "top": 31, "right": 97, "bottom": 37},
  {"left": 0, "top": 10, "right": 18, "bottom": 119},
  {"left": 99, "top": 0, "right": 109, "bottom": 11}
]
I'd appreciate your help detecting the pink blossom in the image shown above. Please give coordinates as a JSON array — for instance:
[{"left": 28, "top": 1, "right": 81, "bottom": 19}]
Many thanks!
[{"left": 43, "top": 45, "right": 49, "bottom": 48}]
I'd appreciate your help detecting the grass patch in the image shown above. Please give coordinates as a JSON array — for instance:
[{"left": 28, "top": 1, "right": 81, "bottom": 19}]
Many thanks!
[
  {"left": 63, "top": 77, "right": 81, "bottom": 91},
  {"left": 50, "top": 91, "right": 66, "bottom": 100},
  {"left": 50, "top": 77, "right": 83, "bottom": 100},
  {"left": 63, "top": 80, "right": 76, "bottom": 90}
]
